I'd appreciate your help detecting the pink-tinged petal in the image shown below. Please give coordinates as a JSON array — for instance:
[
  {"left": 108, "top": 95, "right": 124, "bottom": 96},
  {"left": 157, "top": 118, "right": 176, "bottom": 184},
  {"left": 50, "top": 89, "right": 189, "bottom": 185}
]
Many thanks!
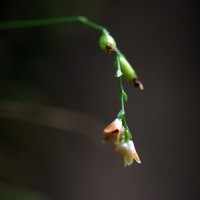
[
  {"left": 103, "top": 126, "right": 123, "bottom": 143},
  {"left": 104, "top": 119, "right": 123, "bottom": 133}
]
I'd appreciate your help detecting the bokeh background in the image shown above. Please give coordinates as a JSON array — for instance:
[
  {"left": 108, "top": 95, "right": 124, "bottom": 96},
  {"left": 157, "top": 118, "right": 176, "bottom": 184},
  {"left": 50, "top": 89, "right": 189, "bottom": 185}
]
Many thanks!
[{"left": 0, "top": 0, "right": 199, "bottom": 199}]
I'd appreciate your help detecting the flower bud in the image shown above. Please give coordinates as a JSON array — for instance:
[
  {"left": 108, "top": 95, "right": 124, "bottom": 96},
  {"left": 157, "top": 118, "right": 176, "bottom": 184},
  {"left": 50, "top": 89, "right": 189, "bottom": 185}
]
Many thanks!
[
  {"left": 116, "top": 54, "right": 137, "bottom": 82},
  {"left": 99, "top": 33, "right": 117, "bottom": 53}
]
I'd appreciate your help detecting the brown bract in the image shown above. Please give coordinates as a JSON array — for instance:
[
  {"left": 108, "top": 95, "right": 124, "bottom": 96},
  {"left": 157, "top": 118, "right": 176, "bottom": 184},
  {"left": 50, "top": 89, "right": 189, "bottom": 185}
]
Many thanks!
[{"left": 106, "top": 43, "right": 117, "bottom": 54}]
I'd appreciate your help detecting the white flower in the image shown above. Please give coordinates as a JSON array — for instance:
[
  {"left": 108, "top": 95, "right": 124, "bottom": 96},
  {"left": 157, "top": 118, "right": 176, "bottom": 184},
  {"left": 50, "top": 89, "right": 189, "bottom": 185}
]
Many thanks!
[{"left": 115, "top": 140, "right": 141, "bottom": 167}]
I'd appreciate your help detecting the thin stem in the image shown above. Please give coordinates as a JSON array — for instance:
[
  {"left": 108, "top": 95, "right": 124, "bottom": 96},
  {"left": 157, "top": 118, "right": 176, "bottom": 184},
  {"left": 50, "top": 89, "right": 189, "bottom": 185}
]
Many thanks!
[
  {"left": 123, "top": 116, "right": 129, "bottom": 130},
  {"left": 116, "top": 54, "right": 131, "bottom": 143},
  {"left": 79, "top": 17, "right": 107, "bottom": 32},
  {"left": 116, "top": 54, "right": 128, "bottom": 129},
  {"left": 116, "top": 55, "right": 124, "bottom": 111},
  {"left": 119, "top": 77, "right": 124, "bottom": 111},
  {"left": 0, "top": 16, "right": 107, "bottom": 32}
]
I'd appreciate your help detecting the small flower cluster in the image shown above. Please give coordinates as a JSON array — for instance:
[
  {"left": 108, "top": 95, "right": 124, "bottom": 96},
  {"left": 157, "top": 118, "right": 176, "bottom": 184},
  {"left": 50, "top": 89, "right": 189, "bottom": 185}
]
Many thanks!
[
  {"left": 104, "top": 119, "right": 141, "bottom": 167},
  {"left": 99, "top": 31, "right": 142, "bottom": 167}
]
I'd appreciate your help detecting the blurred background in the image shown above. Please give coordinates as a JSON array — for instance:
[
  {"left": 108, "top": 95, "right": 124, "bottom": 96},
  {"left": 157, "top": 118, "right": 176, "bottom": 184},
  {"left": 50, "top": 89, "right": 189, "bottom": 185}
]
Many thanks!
[{"left": 0, "top": 0, "right": 199, "bottom": 199}]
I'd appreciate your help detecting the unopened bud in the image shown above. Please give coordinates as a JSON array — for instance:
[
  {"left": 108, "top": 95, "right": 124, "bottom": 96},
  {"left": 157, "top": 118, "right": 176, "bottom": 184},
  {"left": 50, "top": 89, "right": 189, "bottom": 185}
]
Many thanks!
[
  {"left": 99, "top": 33, "right": 117, "bottom": 53},
  {"left": 116, "top": 54, "right": 137, "bottom": 82}
]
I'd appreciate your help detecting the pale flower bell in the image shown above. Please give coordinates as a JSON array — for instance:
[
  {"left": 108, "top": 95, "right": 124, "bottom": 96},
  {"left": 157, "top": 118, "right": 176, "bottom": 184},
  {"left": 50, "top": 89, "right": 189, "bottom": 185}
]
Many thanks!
[{"left": 115, "top": 140, "right": 141, "bottom": 167}]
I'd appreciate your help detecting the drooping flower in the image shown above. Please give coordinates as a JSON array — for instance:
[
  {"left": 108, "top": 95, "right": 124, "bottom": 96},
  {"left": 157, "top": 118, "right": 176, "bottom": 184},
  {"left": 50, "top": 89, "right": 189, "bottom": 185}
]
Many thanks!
[
  {"left": 104, "top": 118, "right": 123, "bottom": 144},
  {"left": 115, "top": 140, "right": 141, "bottom": 167}
]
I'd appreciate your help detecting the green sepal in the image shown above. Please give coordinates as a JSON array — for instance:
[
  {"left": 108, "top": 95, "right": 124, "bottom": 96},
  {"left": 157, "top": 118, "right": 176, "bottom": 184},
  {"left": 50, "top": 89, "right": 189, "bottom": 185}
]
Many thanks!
[
  {"left": 120, "top": 131, "right": 126, "bottom": 143},
  {"left": 115, "top": 69, "right": 123, "bottom": 78},
  {"left": 125, "top": 129, "right": 132, "bottom": 141},
  {"left": 117, "top": 110, "right": 125, "bottom": 120},
  {"left": 122, "top": 90, "right": 128, "bottom": 102}
]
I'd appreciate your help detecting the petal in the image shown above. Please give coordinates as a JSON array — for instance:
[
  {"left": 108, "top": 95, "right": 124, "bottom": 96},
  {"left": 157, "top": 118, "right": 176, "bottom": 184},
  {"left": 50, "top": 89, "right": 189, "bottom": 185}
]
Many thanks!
[
  {"left": 124, "top": 157, "right": 134, "bottom": 167},
  {"left": 103, "top": 132, "right": 114, "bottom": 142},
  {"left": 114, "top": 130, "right": 122, "bottom": 144},
  {"left": 128, "top": 140, "right": 141, "bottom": 164},
  {"left": 115, "top": 140, "right": 141, "bottom": 166},
  {"left": 104, "top": 119, "right": 122, "bottom": 133},
  {"left": 133, "top": 151, "right": 141, "bottom": 164},
  {"left": 123, "top": 147, "right": 135, "bottom": 166},
  {"left": 115, "top": 142, "right": 134, "bottom": 166}
]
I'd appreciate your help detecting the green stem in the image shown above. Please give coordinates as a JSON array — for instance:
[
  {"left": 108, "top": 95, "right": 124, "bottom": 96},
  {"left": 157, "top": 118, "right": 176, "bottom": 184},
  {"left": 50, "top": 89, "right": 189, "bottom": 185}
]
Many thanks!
[
  {"left": 116, "top": 54, "right": 131, "bottom": 142},
  {"left": 116, "top": 54, "right": 128, "bottom": 129},
  {"left": 0, "top": 16, "right": 107, "bottom": 32},
  {"left": 119, "top": 78, "right": 124, "bottom": 111},
  {"left": 116, "top": 55, "right": 124, "bottom": 110}
]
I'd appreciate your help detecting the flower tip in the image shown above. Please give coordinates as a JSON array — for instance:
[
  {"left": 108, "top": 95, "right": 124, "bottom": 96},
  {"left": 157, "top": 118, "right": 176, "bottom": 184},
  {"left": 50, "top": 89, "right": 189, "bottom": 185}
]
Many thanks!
[
  {"left": 139, "top": 83, "right": 144, "bottom": 91},
  {"left": 137, "top": 159, "right": 142, "bottom": 164},
  {"left": 133, "top": 79, "right": 144, "bottom": 91},
  {"left": 124, "top": 160, "right": 133, "bottom": 167},
  {"left": 134, "top": 152, "right": 141, "bottom": 164}
]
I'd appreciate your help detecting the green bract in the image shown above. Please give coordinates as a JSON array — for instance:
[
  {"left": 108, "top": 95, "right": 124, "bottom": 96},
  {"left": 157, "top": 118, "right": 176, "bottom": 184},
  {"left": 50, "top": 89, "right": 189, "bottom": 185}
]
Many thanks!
[
  {"left": 117, "top": 55, "right": 137, "bottom": 82},
  {"left": 99, "top": 33, "right": 116, "bottom": 53}
]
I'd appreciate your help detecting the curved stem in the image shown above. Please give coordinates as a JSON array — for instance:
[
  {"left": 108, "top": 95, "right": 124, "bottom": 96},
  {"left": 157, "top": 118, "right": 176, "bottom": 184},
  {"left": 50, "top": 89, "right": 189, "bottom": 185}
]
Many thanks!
[{"left": 0, "top": 16, "right": 107, "bottom": 32}]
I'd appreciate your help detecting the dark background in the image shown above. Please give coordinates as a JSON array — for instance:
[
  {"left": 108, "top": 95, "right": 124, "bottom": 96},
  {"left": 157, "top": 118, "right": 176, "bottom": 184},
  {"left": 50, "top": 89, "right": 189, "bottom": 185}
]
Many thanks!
[{"left": 0, "top": 0, "right": 199, "bottom": 199}]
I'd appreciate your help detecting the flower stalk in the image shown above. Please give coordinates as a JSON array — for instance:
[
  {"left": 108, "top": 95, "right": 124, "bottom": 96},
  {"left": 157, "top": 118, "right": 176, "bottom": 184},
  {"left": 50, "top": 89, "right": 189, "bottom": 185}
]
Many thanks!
[
  {"left": 103, "top": 52, "right": 141, "bottom": 166},
  {"left": 0, "top": 16, "right": 106, "bottom": 31},
  {"left": 116, "top": 54, "right": 130, "bottom": 139}
]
